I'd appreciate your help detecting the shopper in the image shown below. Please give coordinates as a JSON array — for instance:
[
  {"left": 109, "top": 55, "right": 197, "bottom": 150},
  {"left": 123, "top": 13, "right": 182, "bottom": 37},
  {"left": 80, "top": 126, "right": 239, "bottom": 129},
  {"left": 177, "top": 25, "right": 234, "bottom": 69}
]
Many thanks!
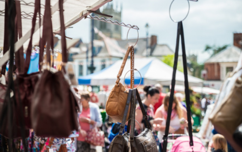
[
  {"left": 208, "top": 134, "right": 228, "bottom": 152},
  {"left": 154, "top": 93, "right": 193, "bottom": 152},
  {"left": 154, "top": 84, "right": 166, "bottom": 113},
  {"left": 77, "top": 93, "right": 102, "bottom": 152},
  {"left": 135, "top": 86, "right": 160, "bottom": 133}
]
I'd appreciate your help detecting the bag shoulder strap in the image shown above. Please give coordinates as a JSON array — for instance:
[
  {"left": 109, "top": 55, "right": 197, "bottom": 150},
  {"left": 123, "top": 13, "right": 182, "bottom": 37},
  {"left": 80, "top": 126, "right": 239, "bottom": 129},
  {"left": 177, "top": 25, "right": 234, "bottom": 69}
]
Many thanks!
[
  {"left": 163, "top": 22, "right": 193, "bottom": 152},
  {"left": 119, "top": 89, "right": 133, "bottom": 135},
  {"left": 116, "top": 46, "right": 133, "bottom": 85},
  {"left": 24, "top": 0, "right": 41, "bottom": 74}
]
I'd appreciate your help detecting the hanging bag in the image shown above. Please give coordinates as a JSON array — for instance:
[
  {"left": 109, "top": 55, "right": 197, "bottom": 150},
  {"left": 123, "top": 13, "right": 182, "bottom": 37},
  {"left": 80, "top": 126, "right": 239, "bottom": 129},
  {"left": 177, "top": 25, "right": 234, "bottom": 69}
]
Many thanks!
[
  {"left": 163, "top": 22, "right": 206, "bottom": 152},
  {"left": 14, "top": 0, "right": 42, "bottom": 129},
  {"left": 31, "top": 0, "right": 79, "bottom": 137},
  {"left": 0, "top": 0, "right": 30, "bottom": 139},
  {"left": 209, "top": 74, "right": 242, "bottom": 151},
  {"left": 106, "top": 46, "right": 133, "bottom": 123}
]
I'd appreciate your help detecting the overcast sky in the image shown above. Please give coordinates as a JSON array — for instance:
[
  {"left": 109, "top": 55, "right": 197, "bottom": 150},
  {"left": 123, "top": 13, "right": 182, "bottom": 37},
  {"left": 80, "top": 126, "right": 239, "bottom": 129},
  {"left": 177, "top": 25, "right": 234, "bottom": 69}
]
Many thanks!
[{"left": 66, "top": 0, "right": 242, "bottom": 63}]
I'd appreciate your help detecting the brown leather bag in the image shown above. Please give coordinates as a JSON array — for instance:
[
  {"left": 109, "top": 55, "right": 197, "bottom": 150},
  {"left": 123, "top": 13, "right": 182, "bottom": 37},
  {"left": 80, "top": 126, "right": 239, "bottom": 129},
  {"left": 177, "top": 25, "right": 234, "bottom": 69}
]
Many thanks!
[
  {"left": 14, "top": 0, "right": 41, "bottom": 129},
  {"left": 109, "top": 89, "right": 158, "bottom": 152},
  {"left": 0, "top": 83, "right": 29, "bottom": 138},
  {"left": 106, "top": 46, "right": 133, "bottom": 123},
  {"left": 210, "top": 74, "right": 242, "bottom": 152},
  {"left": 31, "top": 0, "right": 79, "bottom": 137}
]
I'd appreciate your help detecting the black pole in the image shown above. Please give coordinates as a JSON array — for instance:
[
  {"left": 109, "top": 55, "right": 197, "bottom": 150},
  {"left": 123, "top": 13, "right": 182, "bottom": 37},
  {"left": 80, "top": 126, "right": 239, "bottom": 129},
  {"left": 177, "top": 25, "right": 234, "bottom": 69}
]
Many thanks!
[{"left": 88, "top": 13, "right": 96, "bottom": 74}]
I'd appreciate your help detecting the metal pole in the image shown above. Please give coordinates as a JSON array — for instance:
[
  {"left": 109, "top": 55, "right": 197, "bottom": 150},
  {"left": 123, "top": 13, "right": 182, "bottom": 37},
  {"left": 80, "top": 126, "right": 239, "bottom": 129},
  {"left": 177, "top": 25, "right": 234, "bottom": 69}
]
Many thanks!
[
  {"left": 146, "top": 30, "right": 148, "bottom": 57},
  {"left": 89, "top": 13, "right": 96, "bottom": 74}
]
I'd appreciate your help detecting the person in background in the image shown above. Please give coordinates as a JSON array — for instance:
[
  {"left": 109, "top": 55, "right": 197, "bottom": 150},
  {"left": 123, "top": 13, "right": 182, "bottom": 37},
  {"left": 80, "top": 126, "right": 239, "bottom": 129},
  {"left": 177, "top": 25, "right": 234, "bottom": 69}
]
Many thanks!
[
  {"left": 208, "top": 134, "right": 228, "bottom": 152},
  {"left": 135, "top": 86, "right": 160, "bottom": 133},
  {"left": 154, "top": 93, "right": 193, "bottom": 152},
  {"left": 175, "top": 93, "right": 187, "bottom": 108},
  {"left": 77, "top": 93, "right": 102, "bottom": 152},
  {"left": 201, "top": 97, "right": 210, "bottom": 115},
  {"left": 154, "top": 84, "right": 166, "bottom": 113},
  {"left": 90, "top": 91, "right": 99, "bottom": 104},
  {"left": 97, "top": 89, "right": 107, "bottom": 108}
]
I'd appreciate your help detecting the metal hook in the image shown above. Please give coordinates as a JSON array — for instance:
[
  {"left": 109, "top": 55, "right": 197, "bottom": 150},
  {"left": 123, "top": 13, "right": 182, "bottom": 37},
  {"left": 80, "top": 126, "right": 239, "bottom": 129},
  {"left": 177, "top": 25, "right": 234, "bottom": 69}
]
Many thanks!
[
  {"left": 169, "top": 0, "right": 190, "bottom": 23},
  {"left": 123, "top": 68, "right": 142, "bottom": 87},
  {"left": 126, "top": 27, "right": 139, "bottom": 47}
]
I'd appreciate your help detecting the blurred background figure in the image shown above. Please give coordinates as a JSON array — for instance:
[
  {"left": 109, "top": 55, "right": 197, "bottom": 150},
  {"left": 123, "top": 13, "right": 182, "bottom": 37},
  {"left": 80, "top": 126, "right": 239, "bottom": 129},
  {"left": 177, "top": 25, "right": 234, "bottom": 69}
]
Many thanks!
[
  {"left": 175, "top": 93, "right": 187, "bottom": 108},
  {"left": 154, "top": 84, "right": 166, "bottom": 113},
  {"left": 135, "top": 86, "right": 160, "bottom": 133},
  {"left": 77, "top": 93, "right": 102, "bottom": 152}
]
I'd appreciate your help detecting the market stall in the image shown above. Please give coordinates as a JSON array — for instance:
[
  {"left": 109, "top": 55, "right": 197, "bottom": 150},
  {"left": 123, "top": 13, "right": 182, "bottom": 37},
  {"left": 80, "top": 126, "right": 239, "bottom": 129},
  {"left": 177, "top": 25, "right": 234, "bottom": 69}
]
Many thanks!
[{"left": 78, "top": 58, "right": 203, "bottom": 86}]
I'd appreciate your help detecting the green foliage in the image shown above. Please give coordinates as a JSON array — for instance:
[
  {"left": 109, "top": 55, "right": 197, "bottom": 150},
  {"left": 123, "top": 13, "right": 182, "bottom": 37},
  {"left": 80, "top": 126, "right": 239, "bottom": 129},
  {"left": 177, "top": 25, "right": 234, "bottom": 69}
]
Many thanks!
[
  {"left": 190, "top": 61, "right": 204, "bottom": 78},
  {"left": 162, "top": 54, "right": 183, "bottom": 72},
  {"left": 204, "top": 44, "right": 229, "bottom": 56}
]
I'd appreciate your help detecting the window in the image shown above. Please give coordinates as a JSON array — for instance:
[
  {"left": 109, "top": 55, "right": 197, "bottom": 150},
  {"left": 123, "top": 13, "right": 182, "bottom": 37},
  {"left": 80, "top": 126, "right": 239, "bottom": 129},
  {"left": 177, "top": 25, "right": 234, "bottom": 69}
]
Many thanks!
[
  {"left": 100, "top": 22, "right": 106, "bottom": 29},
  {"left": 115, "top": 25, "right": 119, "bottom": 31},
  {"left": 79, "top": 62, "right": 83, "bottom": 76},
  {"left": 226, "top": 67, "right": 233, "bottom": 74},
  {"left": 101, "top": 59, "right": 106, "bottom": 70}
]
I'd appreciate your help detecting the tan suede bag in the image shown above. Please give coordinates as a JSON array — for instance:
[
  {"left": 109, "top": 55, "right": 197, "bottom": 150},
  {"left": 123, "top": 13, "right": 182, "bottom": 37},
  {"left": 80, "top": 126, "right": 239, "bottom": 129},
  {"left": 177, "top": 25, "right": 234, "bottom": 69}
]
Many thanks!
[
  {"left": 106, "top": 46, "right": 133, "bottom": 123},
  {"left": 209, "top": 74, "right": 242, "bottom": 152}
]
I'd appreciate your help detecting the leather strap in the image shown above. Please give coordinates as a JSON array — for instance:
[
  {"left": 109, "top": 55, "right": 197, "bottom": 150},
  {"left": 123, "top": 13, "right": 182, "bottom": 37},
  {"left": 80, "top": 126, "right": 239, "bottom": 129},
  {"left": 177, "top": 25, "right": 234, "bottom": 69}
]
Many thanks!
[
  {"left": 39, "top": 0, "right": 54, "bottom": 70},
  {"left": 130, "top": 47, "right": 134, "bottom": 88},
  {"left": 1, "top": 0, "right": 9, "bottom": 75},
  {"left": 116, "top": 46, "right": 133, "bottom": 85},
  {"left": 130, "top": 89, "right": 151, "bottom": 139},
  {"left": 119, "top": 90, "right": 133, "bottom": 135},
  {"left": 59, "top": 0, "right": 67, "bottom": 64},
  {"left": 162, "top": 22, "right": 193, "bottom": 152},
  {"left": 24, "top": 0, "right": 41, "bottom": 74},
  {"left": 15, "top": 0, "right": 24, "bottom": 74}
]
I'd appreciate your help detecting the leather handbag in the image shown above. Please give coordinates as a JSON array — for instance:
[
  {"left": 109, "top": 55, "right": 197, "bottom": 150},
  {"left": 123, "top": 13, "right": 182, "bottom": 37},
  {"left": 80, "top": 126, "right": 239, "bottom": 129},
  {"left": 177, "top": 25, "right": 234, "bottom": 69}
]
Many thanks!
[
  {"left": 0, "top": 0, "right": 29, "bottom": 139},
  {"left": 129, "top": 89, "right": 158, "bottom": 152},
  {"left": 109, "top": 89, "right": 158, "bottom": 152},
  {"left": 31, "top": 0, "right": 79, "bottom": 138},
  {"left": 106, "top": 46, "right": 133, "bottom": 123},
  {"left": 85, "top": 127, "right": 105, "bottom": 147},
  {"left": 14, "top": 0, "right": 41, "bottom": 129},
  {"left": 108, "top": 89, "right": 133, "bottom": 152},
  {"left": 209, "top": 75, "right": 242, "bottom": 151}
]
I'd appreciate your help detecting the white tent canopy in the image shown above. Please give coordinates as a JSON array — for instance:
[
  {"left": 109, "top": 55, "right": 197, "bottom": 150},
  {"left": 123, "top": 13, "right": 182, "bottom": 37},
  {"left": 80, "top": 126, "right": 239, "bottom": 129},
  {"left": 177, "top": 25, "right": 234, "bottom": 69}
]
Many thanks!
[
  {"left": 78, "top": 58, "right": 203, "bottom": 86},
  {"left": 0, "top": 0, "right": 111, "bottom": 66}
]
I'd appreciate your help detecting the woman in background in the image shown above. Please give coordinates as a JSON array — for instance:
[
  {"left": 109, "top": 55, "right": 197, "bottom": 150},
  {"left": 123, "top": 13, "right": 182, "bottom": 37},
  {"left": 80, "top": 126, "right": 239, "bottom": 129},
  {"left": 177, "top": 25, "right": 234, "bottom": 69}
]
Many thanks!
[
  {"left": 135, "top": 86, "right": 160, "bottom": 133},
  {"left": 77, "top": 93, "right": 102, "bottom": 152},
  {"left": 154, "top": 93, "right": 193, "bottom": 152}
]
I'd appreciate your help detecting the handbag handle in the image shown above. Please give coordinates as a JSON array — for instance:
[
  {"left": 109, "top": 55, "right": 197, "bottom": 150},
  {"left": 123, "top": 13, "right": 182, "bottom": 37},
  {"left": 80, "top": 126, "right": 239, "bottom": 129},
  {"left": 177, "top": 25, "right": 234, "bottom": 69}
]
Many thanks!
[
  {"left": 39, "top": 0, "right": 54, "bottom": 70},
  {"left": 130, "top": 47, "right": 134, "bottom": 88},
  {"left": 15, "top": 0, "right": 24, "bottom": 74},
  {"left": 162, "top": 22, "right": 194, "bottom": 152},
  {"left": 115, "top": 46, "right": 134, "bottom": 85},
  {"left": 59, "top": 0, "right": 68, "bottom": 64},
  {"left": 24, "top": 0, "right": 41, "bottom": 74},
  {"left": 129, "top": 89, "right": 152, "bottom": 139}
]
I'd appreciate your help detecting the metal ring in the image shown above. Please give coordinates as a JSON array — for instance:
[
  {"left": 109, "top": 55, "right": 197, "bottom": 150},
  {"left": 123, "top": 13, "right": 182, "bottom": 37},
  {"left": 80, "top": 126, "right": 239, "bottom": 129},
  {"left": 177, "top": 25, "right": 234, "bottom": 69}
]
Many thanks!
[
  {"left": 126, "top": 28, "right": 139, "bottom": 47},
  {"left": 169, "top": 0, "right": 190, "bottom": 23},
  {"left": 123, "top": 68, "right": 142, "bottom": 87}
]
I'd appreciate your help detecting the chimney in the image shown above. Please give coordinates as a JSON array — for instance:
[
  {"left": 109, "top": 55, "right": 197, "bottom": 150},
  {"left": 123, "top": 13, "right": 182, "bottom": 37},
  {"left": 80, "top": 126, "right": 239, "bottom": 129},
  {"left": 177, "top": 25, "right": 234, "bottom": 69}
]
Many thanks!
[
  {"left": 150, "top": 35, "right": 157, "bottom": 46},
  {"left": 233, "top": 33, "right": 242, "bottom": 49}
]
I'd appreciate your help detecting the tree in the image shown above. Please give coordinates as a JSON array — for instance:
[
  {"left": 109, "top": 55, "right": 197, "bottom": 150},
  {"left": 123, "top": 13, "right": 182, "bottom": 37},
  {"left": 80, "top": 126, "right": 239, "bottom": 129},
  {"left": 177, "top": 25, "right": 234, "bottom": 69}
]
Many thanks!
[
  {"left": 204, "top": 44, "right": 229, "bottom": 56},
  {"left": 162, "top": 54, "right": 183, "bottom": 72}
]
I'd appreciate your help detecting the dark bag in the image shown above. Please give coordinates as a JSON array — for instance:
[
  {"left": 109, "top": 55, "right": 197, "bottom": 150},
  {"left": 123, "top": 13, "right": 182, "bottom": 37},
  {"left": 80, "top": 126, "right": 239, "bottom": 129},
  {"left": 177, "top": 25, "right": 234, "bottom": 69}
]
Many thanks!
[
  {"left": 0, "top": 0, "right": 29, "bottom": 139},
  {"left": 31, "top": 0, "right": 79, "bottom": 137},
  {"left": 14, "top": 0, "right": 41, "bottom": 129},
  {"left": 0, "top": 83, "right": 29, "bottom": 138},
  {"left": 162, "top": 22, "right": 204, "bottom": 152},
  {"left": 109, "top": 89, "right": 158, "bottom": 152}
]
